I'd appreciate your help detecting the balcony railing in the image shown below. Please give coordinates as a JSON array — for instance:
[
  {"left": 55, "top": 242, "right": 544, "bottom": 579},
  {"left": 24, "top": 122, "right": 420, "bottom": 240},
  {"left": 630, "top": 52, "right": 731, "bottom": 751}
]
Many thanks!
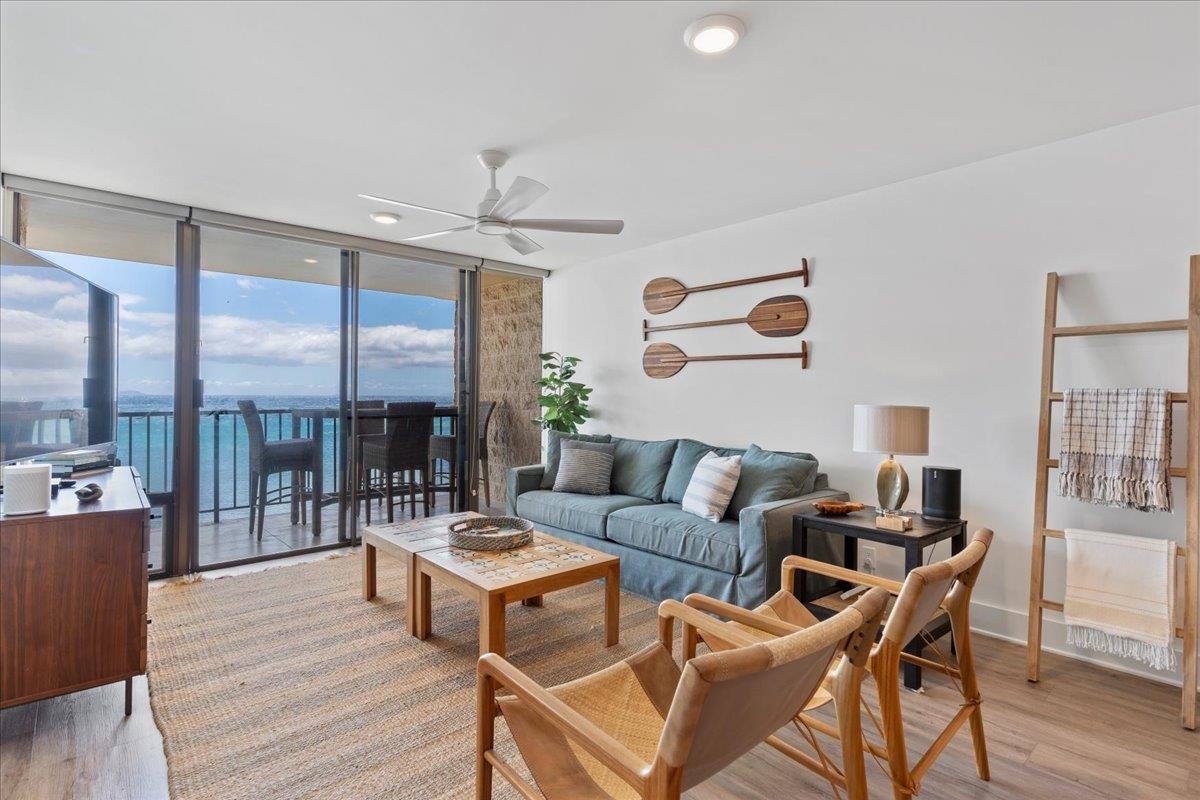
[{"left": 116, "top": 407, "right": 455, "bottom": 522}]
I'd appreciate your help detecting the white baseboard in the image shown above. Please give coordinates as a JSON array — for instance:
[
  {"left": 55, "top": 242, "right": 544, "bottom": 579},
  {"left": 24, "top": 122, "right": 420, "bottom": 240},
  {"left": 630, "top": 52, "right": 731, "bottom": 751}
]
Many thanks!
[{"left": 969, "top": 599, "right": 1189, "bottom": 690}]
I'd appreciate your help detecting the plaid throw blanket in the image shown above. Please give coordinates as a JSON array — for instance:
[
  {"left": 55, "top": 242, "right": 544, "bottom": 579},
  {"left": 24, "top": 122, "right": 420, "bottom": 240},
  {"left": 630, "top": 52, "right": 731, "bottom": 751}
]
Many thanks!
[{"left": 1058, "top": 388, "right": 1173, "bottom": 512}]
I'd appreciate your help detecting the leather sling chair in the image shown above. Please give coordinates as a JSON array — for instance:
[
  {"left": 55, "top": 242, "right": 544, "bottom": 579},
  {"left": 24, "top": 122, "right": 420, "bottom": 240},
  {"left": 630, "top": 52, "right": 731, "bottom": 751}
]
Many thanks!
[
  {"left": 683, "top": 528, "right": 994, "bottom": 800},
  {"left": 475, "top": 587, "right": 889, "bottom": 800}
]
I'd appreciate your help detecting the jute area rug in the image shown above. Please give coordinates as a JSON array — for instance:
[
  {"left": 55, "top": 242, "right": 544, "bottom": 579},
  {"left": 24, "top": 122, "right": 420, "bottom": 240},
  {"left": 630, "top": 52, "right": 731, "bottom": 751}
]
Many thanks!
[{"left": 148, "top": 553, "right": 662, "bottom": 800}]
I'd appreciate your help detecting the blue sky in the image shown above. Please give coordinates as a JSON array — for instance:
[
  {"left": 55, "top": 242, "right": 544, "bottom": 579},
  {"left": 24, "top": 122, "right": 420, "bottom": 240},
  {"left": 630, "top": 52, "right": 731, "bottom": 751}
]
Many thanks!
[{"left": 12, "top": 250, "right": 456, "bottom": 400}]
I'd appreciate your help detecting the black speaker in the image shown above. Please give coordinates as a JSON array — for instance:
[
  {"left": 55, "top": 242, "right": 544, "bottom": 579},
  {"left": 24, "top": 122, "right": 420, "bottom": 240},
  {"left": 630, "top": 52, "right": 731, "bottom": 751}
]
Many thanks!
[{"left": 922, "top": 466, "right": 961, "bottom": 520}]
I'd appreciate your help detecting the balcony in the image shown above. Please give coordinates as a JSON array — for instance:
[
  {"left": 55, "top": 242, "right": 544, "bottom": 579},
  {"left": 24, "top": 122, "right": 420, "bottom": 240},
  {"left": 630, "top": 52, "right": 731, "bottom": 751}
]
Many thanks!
[{"left": 118, "top": 406, "right": 486, "bottom": 569}]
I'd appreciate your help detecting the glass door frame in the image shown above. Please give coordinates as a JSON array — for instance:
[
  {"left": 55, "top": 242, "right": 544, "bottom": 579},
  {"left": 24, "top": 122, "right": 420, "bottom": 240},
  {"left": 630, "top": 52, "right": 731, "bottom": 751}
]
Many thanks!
[{"left": 343, "top": 254, "right": 479, "bottom": 546}]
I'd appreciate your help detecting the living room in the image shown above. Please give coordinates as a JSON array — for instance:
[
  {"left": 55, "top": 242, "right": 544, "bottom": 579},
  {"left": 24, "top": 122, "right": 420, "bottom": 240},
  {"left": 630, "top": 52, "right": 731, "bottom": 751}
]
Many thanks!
[{"left": 1, "top": 2, "right": 1197, "bottom": 799}]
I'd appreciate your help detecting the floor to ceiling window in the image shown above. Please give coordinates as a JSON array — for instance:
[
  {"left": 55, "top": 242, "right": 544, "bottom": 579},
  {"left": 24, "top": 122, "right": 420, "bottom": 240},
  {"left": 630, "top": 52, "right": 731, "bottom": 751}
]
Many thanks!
[
  {"left": 3, "top": 180, "right": 541, "bottom": 575},
  {"left": 352, "top": 253, "right": 463, "bottom": 533},
  {"left": 16, "top": 193, "right": 177, "bottom": 575},
  {"left": 196, "top": 226, "right": 347, "bottom": 566}
]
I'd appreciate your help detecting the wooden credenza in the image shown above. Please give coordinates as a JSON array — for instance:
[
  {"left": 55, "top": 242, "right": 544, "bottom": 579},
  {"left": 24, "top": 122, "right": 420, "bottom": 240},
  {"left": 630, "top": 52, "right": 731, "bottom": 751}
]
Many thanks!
[{"left": 1, "top": 467, "right": 150, "bottom": 715}]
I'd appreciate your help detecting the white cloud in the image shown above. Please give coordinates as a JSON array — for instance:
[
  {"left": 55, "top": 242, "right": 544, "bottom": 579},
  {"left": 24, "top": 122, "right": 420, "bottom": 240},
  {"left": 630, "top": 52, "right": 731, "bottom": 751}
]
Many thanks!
[
  {"left": 136, "top": 315, "right": 452, "bottom": 370},
  {"left": 235, "top": 278, "right": 264, "bottom": 291},
  {"left": 51, "top": 293, "right": 90, "bottom": 316},
  {"left": 0, "top": 308, "right": 88, "bottom": 398},
  {"left": 0, "top": 273, "right": 79, "bottom": 300}
]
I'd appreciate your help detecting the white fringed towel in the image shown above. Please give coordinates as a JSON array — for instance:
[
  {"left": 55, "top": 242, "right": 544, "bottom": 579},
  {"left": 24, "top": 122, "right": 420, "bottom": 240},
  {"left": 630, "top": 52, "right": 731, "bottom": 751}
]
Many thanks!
[
  {"left": 1058, "top": 388, "right": 1173, "bottom": 512},
  {"left": 1063, "top": 528, "right": 1177, "bottom": 671}
]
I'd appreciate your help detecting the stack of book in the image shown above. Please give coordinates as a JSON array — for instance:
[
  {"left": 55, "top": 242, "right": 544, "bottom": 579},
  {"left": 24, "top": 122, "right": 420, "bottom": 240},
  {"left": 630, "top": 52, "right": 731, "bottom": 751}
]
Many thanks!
[{"left": 34, "top": 449, "right": 113, "bottom": 477}]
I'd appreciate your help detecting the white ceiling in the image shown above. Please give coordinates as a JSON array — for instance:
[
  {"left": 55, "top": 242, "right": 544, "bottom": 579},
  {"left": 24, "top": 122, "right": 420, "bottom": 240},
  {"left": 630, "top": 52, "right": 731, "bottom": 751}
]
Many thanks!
[{"left": 2, "top": 1, "right": 1197, "bottom": 270}]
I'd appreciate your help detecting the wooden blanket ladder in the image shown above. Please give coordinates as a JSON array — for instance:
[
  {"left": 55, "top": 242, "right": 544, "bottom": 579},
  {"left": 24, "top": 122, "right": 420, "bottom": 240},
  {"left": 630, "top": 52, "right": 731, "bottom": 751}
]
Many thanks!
[{"left": 1026, "top": 255, "right": 1199, "bottom": 730}]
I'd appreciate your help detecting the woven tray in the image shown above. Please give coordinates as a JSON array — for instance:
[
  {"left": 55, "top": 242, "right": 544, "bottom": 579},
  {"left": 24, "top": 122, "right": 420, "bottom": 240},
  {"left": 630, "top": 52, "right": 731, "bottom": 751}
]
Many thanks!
[{"left": 448, "top": 516, "right": 534, "bottom": 551}]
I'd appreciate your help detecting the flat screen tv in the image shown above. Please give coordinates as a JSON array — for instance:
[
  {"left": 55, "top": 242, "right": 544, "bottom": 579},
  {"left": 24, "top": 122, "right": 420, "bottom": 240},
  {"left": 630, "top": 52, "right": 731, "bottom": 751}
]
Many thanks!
[{"left": 0, "top": 237, "right": 118, "bottom": 465}]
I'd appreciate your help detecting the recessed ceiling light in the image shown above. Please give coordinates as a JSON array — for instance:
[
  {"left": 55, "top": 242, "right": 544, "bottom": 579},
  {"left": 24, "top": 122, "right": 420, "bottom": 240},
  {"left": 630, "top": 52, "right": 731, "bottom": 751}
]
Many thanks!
[
  {"left": 684, "top": 14, "right": 745, "bottom": 55},
  {"left": 369, "top": 211, "right": 401, "bottom": 225},
  {"left": 303, "top": 257, "right": 318, "bottom": 264}
]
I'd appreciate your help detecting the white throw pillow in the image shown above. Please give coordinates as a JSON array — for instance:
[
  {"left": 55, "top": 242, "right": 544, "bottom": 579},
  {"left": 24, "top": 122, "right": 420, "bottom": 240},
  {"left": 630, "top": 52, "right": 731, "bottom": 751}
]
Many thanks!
[{"left": 681, "top": 452, "right": 742, "bottom": 522}]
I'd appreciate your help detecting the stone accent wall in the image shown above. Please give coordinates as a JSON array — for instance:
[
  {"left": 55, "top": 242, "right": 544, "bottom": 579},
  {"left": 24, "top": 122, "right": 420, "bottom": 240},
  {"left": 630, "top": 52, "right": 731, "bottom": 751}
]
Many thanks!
[{"left": 480, "top": 273, "right": 542, "bottom": 508}]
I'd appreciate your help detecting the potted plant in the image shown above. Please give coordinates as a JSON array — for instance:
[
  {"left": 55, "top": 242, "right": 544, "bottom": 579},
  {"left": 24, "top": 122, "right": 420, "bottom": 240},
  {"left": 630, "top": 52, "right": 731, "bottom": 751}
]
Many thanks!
[{"left": 533, "top": 352, "right": 592, "bottom": 434}]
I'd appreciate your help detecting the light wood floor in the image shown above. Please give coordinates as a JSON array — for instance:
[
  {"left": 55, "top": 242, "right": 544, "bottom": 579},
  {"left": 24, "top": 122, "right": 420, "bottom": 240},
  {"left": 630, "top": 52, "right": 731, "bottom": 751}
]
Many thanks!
[{"left": 2, "top": 555, "right": 1196, "bottom": 799}]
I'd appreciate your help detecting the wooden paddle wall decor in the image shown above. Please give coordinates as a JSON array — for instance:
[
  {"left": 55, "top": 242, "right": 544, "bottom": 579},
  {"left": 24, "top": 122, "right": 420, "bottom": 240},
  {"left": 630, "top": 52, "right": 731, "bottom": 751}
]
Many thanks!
[
  {"left": 640, "top": 259, "right": 813, "bottom": 378},
  {"left": 642, "top": 295, "right": 808, "bottom": 340},
  {"left": 642, "top": 341, "right": 809, "bottom": 378},
  {"left": 642, "top": 259, "right": 809, "bottom": 315}
]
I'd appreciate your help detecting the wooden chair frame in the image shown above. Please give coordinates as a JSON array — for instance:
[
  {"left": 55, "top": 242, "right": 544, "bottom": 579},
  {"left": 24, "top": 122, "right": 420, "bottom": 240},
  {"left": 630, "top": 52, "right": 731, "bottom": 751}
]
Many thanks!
[
  {"left": 476, "top": 592, "right": 886, "bottom": 800},
  {"left": 684, "top": 529, "right": 994, "bottom": 800}
]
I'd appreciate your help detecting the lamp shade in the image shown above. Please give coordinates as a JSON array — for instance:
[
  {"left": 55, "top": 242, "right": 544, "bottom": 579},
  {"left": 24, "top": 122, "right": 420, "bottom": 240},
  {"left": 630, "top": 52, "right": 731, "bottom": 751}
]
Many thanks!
[{"left": 852, "top": 405, "right": 929, "bottom": 456}]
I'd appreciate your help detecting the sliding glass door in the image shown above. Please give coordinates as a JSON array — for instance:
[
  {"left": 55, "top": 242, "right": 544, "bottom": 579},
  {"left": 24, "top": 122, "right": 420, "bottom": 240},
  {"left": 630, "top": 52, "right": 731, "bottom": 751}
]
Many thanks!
[
  {"left": 195, "top": 227, "right": 347, "bottom": 567},
  {"left": 347, "top": 253, "right": 466, "bottom": 542}
]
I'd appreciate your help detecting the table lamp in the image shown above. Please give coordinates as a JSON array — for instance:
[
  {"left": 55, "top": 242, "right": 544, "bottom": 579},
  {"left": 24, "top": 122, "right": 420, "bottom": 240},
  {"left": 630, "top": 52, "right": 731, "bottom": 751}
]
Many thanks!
[{"left": 853, "top": 404, "right": 929, "bottom": 513}]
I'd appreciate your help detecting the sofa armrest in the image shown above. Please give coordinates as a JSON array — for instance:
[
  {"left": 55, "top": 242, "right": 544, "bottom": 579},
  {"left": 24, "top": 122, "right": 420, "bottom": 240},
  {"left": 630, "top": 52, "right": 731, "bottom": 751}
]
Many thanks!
[
  {"left": 506, "top": 464, "right": 546, "bottom": 515},
  {"left": 737, "top": 488, "right": 849, "bottom": 604}
]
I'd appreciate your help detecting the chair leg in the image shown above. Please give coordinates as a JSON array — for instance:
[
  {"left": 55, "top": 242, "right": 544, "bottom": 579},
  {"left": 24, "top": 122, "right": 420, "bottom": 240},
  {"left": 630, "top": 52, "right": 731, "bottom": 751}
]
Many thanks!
[
  {"left": 481, "top": 458, "right": 490, "bottom": 509},
  {"left": 290, "top": 470, "right": 299, "bottom": 524},
  {"left": 875, "top": 642, "right": 914, "bottom": 800},
  {"left": 362, "top": 462, "right": 371, "bottom": 525},
  {"left": 408, "top": 469, "right": 417, "bottom": 519},
  {"left": 449, "top": 461, "right": 457, "bottom": 513},
  {"left": 256, "top": 472, "right": 268, "bottom": 541},
  {"left": 476, "top": 671, "right": 496, "bottom": 800},
  {"left": 300, "top": 471, "right": 308, "bottom": 526},
  {"left": 833, "top": 660, "right": 870, "bottom": 800},
  {"left": 951, "top": 604, "right": 991, "bottom": 781},
  {"left": 386, "top": 470, "right": 394, "bottom": 524},
  {"left": 422, "top": 468, "right": 430, "bottom": 518},
  {"left": 248, "top": 470, "right": 258, "bottom": 534}
]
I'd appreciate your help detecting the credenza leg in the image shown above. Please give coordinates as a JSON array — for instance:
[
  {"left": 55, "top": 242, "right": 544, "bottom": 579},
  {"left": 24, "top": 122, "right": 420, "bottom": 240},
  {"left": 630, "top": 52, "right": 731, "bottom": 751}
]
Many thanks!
[{"left": 124, "top": 677, "right": 133, "bottom": 716}]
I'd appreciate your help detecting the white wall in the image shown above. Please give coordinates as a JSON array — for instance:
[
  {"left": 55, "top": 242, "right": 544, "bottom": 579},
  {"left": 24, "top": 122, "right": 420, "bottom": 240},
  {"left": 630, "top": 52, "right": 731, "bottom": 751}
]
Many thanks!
[{"left": 544, "top": 107, "right": 1199, "bottom": 684}]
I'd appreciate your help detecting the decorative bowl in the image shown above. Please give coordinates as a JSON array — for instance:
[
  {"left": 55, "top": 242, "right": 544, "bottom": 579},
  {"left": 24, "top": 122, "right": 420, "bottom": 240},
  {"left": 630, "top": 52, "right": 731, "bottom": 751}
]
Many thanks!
[
  {"left": 811, "top": 500, "right": 866, "bottom": 516},
  {"left": 448, "top": 516, "right": 534, "bottom": 551}
]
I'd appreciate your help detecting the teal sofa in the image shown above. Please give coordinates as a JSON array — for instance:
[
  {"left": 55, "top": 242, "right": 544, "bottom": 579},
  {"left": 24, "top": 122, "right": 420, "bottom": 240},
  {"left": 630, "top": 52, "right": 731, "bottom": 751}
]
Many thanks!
[{"left": 506, "top": 433, "right": 846, "bottom": 608}]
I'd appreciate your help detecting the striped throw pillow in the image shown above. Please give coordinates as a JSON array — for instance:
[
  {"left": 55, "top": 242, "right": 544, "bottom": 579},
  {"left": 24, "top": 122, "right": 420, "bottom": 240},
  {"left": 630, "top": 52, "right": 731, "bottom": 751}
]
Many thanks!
[
  {"left": 553, "top": 441, "right": 616, "bottom": 495},
  {"left": 681, "top": 452, "right": 743, "bottom": 522}
]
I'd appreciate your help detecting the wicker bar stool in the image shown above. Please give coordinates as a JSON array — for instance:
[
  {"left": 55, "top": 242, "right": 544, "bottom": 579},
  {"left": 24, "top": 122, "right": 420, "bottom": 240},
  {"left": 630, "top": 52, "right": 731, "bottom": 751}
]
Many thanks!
[
  {"left": 238, "top": 399, "right": 320, "bottom": 540},
  {"left": 427, "top": 434, "right": 458, "bottom": 512},
  {"left": 360, "top": 401, "right": 434, "bottom": 522},
  {"left": 427, "top": 400, "right": 497, "bottom": 512}
]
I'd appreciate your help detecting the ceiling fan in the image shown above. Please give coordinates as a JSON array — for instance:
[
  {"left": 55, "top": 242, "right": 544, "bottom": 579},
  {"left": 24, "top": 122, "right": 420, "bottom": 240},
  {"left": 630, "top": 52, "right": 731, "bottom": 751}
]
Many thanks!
[{"left": 358, "top": 150, "right": 624, "bottom": 256}]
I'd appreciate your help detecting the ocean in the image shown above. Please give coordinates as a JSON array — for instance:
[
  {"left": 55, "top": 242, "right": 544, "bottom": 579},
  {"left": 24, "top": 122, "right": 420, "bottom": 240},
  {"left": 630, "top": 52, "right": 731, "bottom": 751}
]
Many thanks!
[{"left": 115, "top": 394, "right": 453, "bottom": 514}]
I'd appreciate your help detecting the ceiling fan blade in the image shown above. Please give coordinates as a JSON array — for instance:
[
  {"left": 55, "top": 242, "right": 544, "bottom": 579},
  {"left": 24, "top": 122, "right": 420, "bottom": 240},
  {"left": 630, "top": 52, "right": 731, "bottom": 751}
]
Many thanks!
[
  {"left": 504, "top": 230, "right": 543, "bottom": 256},
  {"left": 401, "top": 225, "right": 474, "bottom": 242},
  {"left": 488, "top": 177, "right": 548, "bottom": 221},
  {"left": 357, "top": 193, "right": 475, "bottom": 222},
  {"left": 511, "top": 219, "right": 625, "bottom": 235}
]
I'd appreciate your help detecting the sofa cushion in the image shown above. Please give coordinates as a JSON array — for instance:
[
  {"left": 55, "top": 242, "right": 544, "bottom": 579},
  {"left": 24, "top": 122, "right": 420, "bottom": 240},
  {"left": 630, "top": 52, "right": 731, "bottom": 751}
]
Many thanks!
[
  {"left": 681, "top": 452, "right": 742, "bottom": 522},
  {"left": 607, "top": 503, "right": 741, "bottom": 574},
  {"left": 611, "top": 437, "right": 678, "bottom": 501},
  {"left": 553, "top": 441, "right": 616, "bottom": 495},
  {"left": 662, "top": 439, "right": 730, "bottom": 504},
  {"left": 541, "top": 431, "right": 613, "bottom": 489},
  {"left": 516, "top": 490, "right": 652, "bottom": 539},
  {"left": 726, "top": 444, "right": 820, "bottom": 519}
]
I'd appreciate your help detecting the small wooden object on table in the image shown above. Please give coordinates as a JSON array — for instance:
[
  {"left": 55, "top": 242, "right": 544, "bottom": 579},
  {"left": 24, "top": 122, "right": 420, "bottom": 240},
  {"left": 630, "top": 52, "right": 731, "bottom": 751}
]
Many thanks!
[
  {"left": 793, "top": 507, "right": 967, "bottom": 690},
  {"left": 361, "top": 512, "right": 620, "bottom": 658},
  {"left": 811, "top": 499, "right": 865, "bottom": 516},
  {"left": 875, "top": 513, "right": 914, "bottom": 532}
]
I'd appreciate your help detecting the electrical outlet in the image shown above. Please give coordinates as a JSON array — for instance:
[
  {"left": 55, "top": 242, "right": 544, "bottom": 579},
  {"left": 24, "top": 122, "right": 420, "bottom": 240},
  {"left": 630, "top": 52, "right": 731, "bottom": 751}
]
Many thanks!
[{"left": 861, "top": 546, "right": 877, "bottom": 575}]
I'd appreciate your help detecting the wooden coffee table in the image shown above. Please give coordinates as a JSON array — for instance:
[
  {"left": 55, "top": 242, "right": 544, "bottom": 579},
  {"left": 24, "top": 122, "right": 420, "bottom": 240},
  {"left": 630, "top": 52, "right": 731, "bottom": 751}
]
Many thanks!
[{"left": 361, "top": 512, "right": 620, "bottom": 657}]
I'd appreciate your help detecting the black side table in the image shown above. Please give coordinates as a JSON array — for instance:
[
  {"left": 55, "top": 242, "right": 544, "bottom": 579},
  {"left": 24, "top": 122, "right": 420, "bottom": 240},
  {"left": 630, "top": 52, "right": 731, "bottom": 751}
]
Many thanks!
[{"left": 792, "top": 508, "right": 967, "bottom": 691}]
